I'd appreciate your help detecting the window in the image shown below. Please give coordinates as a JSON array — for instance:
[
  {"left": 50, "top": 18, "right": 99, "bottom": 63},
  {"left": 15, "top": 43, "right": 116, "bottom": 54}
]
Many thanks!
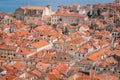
[
  {"left": 83, "top": 55, "right": 84, "bottom": 57},
  {"left": 64, "top": 57, "right": 67, "bottom": 60},
  {"left": 70, "top": 48, "right": 73, "bottom": 51},
  {"left": 103, "top": 68, "right": 106, "bottom": 71},
  {"left": 22, "top": 55, "right": 25, "bottom": 58},
  {"left": 13, "top": 54, "right": 16, "bottom": 56},
  {"left": 59, "top": 18, "right": 62, "bottom": 21},
  {"left": 54, "top": 56, "right": 56, "bottom": 59},
  {"left": 9, "top": 60, "right": 11, "bottom": 62}
]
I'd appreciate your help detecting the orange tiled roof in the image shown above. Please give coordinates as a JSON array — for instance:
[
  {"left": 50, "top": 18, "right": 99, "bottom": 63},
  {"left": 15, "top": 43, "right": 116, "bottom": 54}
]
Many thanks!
[
  {"left": 82, "top": 44, "right": 92, "bottom": 49},
  {"left": 12, "top": 62, "right": 26, "bottom": 70},
  {"left": 14, "top": 30, "right": 30, "bottom": 37},
  {"left": 37, "top": 50, "right": 44, "bottom": 57},
  {"left": 13, "top": 77, "right": 25, "bottom": 80},
  {"left": 115, "top": 52, "right": 120, "bottom": 57},
  {"left": 81, "top": 24, "right": 89, "bottom": 29},
  {"left": 44, "top": 53, "right": 54, "bottom": 59},
  {"left": 31, "top": 40, "right": 49, "bottom": 48},
  {"left": 68, "top": 37, "right": 85, "bottom": 44},
  {"left": 36, "top": 62, "right": 49, "bottom": 72},
  {"left": 3, "top": 64, "right": 13, "bottom": 72},
  {"left": 0, "top": 44, "right": 17, "bottom": 51},
  {"left": 18, "top": 48, "right": 35, "bottom": 55},
  {"left": 48, "top": 69, "right": 60, "bottom": 79},
  {"left": 67, "top": 45, "right": 79, "bottom": 51},
  {"left": 31, "top": 69, "right": 41, "bottom": 77},
  {"left": 35, "top": 21, "right": 42, "bottom": 26},
  {"left": 55, "top": 62, "right": 69, "bottom": 73},
  {"left": 116, "top": 44, "right": 120, "bottom": 50},
  {"left": 96, "top": 56, "right": 117, "bottom": 68},
  {"left": 13, "top": 21, "right": 23, "bottom": 28},
  {"left": 101, "top": 12, "right": 110, "bottom": 17},
  {"left": 53, "top": 12, "right": 86, "bottom": 17},
  {"left": 88, "top": 47, "right": 111, "bottom": 61}
]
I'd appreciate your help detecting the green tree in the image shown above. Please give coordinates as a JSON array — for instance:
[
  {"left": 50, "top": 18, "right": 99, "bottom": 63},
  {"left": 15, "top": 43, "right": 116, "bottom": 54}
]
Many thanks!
[
  {"left": 52, "top": 24, "right": 57, "bottom": 28},
  {"left": 87, "top": 11, "right": 93, "bottom": 18},
  {"left": 71, "top": 23, "right": 78, "bottom": 26},
  {"left": 97, "top": 9, "right": 101, "bottom": 16},
  {"left": 62, "top": 27, "right": 69, "bottom": 35}
]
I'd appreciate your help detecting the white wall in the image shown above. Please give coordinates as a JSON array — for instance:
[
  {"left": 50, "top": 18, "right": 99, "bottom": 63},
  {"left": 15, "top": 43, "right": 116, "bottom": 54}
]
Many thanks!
[{"left": 36, "top": 43, "right": 53, "bottom": 52}]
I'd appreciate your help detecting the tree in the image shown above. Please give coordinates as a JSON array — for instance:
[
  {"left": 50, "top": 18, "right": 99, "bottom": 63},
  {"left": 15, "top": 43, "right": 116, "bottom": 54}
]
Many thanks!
[
  {"left": 71, "top": 23, "right": 78, "bottom": 26},
  {"left": 52, "top": 24, "right": 57, "bottom": 28},
  {"left": 116, "top": 19, "right": 120, "bottom": 27},
  {"left": 47, "top": 22, "right": 51, "bottom": 25},
  {"left": 87, "top": 11, "right": 93, "bottom": 18},
  {"left": 29, "top": 24, "right": 37, "bottom": 32},
  {"left": 87, "top": 9, "right": 101, "bottom": 18},
  {"left": 97, "top": 9, "right": 101, "bottom": 16},
  {"left": 62, "top": 27, "right": 69, "bottom": 35}
]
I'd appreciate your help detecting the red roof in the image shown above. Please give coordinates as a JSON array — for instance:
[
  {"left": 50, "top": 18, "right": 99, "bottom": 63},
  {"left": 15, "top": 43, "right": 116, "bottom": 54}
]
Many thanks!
[
  {"left": 53, "top": 12, "right": 86, "bottom": 17},
  {"left": 31, "top": 40, "right": 49, "bottom": 48}
]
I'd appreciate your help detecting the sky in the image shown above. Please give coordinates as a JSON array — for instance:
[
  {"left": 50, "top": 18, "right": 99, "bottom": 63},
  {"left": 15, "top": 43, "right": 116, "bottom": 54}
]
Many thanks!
[{"left": 0, "top": 0, "right": 115, "bottom": 12}]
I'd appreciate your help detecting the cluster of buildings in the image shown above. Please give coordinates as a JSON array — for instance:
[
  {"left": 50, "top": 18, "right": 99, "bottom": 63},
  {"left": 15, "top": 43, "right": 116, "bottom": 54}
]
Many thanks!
[
  {"left": 0, "top": 0, "right": 120, "bottom": 80},
  {"left": 14, "top": 5, "right": 52, "bottom": 23}
]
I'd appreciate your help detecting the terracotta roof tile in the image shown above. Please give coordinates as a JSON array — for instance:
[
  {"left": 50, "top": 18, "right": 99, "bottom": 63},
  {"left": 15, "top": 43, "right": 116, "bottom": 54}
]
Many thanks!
[
  {"left": 18, "top": 48, "right": 35, "bottom": 55},
  {"left": 36, "top": 62, "right": 49, "bottom": 72},
  {"left": 53, "top": 12, "right": 86, "bottom": 17},
  {"left": 31, "top": 69, "right": 41, "bottom": 77},
  {"left": 12, "top": 62, "right": 26, "bottom": 70},
  {"left": 88, "top": 47, "right": 111, "bottom": 61},
  {"left": 31, "top": 40, "right": 49, "bottom": 48},
  {"left": 0, "top": 44, "right": 17, "bottom": 51}
]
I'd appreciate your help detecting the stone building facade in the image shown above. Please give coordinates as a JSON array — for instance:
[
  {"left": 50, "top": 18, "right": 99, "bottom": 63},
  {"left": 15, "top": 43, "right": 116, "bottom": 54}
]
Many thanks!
[{"left": 14, "top": 5, "right": 52, "bottom": 22}]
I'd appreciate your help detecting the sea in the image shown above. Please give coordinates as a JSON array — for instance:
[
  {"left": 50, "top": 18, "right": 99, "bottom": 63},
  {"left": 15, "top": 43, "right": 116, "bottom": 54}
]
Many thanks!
[{"left": 0, "top": 0, "right": 115, "bottom": 13}]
